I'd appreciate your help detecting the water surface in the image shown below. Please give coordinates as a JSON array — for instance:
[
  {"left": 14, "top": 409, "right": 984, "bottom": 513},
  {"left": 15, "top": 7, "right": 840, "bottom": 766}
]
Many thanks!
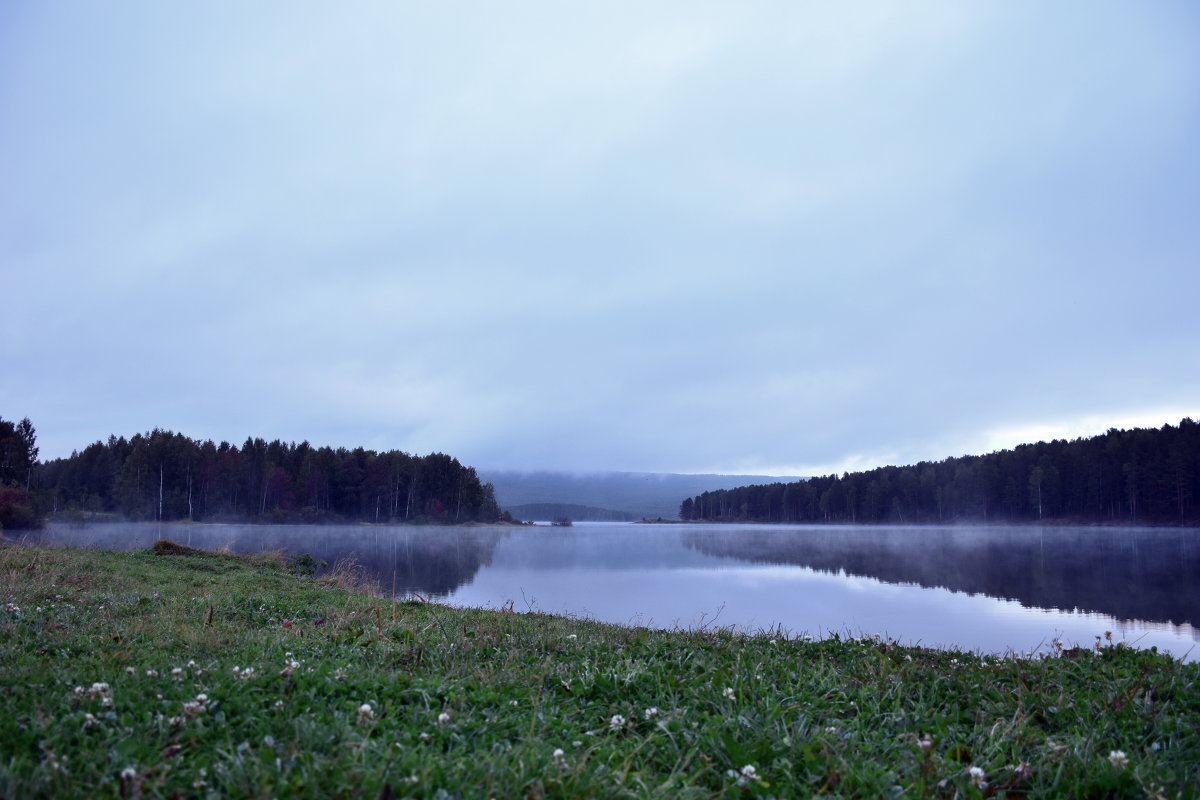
[{"left": 24, "top": 521, "right": 1199, "bottom": 660}]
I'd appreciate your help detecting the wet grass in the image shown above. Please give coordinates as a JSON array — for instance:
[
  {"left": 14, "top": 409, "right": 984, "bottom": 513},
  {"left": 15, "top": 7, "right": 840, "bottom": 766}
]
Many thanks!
[{"left": 1, "top": 542, "right": 1197, "bottom": 798}]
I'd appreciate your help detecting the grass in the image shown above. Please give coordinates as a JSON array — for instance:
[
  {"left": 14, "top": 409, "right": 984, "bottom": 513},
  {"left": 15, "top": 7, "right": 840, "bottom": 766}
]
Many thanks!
[{"left": 1, "top": 542, "right": 1197, "bottom": 799}]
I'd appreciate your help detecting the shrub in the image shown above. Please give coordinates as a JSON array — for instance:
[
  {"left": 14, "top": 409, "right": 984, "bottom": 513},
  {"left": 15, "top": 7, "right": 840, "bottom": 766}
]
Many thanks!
[
  {"left": 0, "top": 487, "right": 41, "bottom": 530},
  {"left": 286, "top": 552, "right": 328, "bottom": 576}
]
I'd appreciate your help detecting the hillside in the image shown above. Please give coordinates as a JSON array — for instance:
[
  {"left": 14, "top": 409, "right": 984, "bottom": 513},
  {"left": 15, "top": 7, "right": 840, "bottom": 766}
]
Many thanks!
[
  {"left": 504, "top": 503, "right": 640, "bottom": 522},
  {"left": 3, "top": 542, "right": 1195, "bottom": 798},
  {"left": 25, "top": 422, "right": 501, "bottom": 525},
  {"left": 481, "top": 470, "right": 803, "bottom": 520},
  {"left": 683, "top": 418, "right": 1200, "bottom": 525}
]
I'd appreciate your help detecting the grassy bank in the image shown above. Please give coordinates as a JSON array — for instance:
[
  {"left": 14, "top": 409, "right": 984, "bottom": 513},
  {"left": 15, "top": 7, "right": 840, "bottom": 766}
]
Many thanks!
[{"left": 1, "top": 544, "right": 1197, "bottom": 799}]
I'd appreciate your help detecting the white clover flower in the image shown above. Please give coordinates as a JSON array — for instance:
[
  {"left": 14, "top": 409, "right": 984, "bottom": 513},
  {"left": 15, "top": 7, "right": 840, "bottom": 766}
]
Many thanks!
[
  {"left": 437, "top": 711, "right": 451, "bottom": 725},
  {"left": 168, "top": 715, "right": 185, "bottom": 728},
  {"left": 5, "top": 603, "right": 20, "bottom": 614},
  {"left": 170, "top": 667, "right": 184, "bottom": 680},
  {"left": 722, "top": 687, "right": 736, "bottom": 701},
  {"left": 44, "top": 752, "right": 69, "bottom": 775},
  {"left": 419, "top": 732, "right": 431, "bottom": 741},
  {"left": 145, "top": 669, "right": 158, "bottom": 677},
  {"left": 968, "top": 766, "right": 986, "bottom": 788},
  {"left": 82, "top": 713, "right": 99, "bottom": 729},
  {"left": 1108, "top": 750, "right": 1129, "bottom": 769},
  {"left": 88, "top": 682, "right": 111, "bottom": 699},
  {"left": 644, "top": 707, "right": 659, "bottom": 720},
  {"left": 272, "top": 700, "right": 285, "bottom": 710},
  {"left": 741, "top": 765, "right": 759, "bottom": 780},
  {"left": 120, "top": 766, "right": 137, "bottom": 780},
  {"left": 918, "top": 733, "right": 933, "bottom": 749},
  {"left": 357, "top": 703, "right": 375, "bottom": 725},
  {"left": 609, "top": 714, "right": 626, "bottom": 731},
  {"left": 552, "top": 747, "right": 566, "bottom": 766},
  {"left": 566, "top": 634, "right": 577, "bottom": 640},
  {"left": 334, "top": 668, "right": 347, "bottom": 681},
  {"left": 125, "top": 666, "right": 136, "bottom": 675},
  {"left": 182, "top": 695, "right": 208, "bottom": 715},
  {"left": 509, "top": 700, "right": 519, "bottom": 707}
]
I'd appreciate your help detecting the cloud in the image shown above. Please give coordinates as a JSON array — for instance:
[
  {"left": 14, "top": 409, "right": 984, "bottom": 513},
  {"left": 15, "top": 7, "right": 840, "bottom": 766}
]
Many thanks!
[{"left": 2, "top": 2, "right": 1197, "bottom": 472}]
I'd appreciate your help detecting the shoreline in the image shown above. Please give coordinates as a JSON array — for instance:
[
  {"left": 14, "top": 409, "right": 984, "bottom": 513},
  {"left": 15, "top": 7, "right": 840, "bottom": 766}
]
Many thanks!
[{"left": 1, "top": 542, "right": 1197, "bottom": 797}]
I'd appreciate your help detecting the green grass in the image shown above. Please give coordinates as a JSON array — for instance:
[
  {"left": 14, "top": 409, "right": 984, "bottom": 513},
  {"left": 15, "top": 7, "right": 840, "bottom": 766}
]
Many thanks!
[{"left": 1, "top": 543, "right": 1197, "bottom": 799}]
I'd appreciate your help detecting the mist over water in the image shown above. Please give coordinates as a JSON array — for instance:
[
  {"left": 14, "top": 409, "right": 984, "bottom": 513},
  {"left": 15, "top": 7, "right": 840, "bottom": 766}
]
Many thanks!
[
  {"left": 681, "top": 525, "right": 1200, "bottom": 629},
  {"left": 26, "top": 521, "right": 1199, "bottom": 660}
]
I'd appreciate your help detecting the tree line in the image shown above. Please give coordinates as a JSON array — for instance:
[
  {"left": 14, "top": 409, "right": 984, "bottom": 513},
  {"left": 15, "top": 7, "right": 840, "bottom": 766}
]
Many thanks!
[
  {"left": 680, "top": 419, "right": 1200, "bottom": 525},
  {"left": 1, "top": 416, "right": 507, "bottom": 526}
]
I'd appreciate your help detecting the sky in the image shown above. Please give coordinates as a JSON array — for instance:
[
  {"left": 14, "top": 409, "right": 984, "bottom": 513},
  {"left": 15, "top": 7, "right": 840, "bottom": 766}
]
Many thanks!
[{"left": 2, "top": 1, "right": 1199, "bottom": 476}]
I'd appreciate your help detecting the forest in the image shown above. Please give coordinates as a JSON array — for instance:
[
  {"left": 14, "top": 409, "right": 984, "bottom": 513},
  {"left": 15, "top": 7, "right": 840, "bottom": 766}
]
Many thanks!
[
  {"left": 0, "top": 416, "right": 505, "bottom": 526},
  {"left": 680, "top": 419, "right": 1200, "bottom": 525}
]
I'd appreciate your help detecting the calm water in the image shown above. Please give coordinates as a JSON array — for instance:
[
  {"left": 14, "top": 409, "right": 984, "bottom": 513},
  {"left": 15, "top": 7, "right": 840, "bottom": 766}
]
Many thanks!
[{"left": 22, "top": 521, "right": 1200, "bottom": 661}]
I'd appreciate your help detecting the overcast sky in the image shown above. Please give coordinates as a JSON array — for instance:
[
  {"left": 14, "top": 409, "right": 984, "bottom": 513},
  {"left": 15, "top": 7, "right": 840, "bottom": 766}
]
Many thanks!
[{"left": 3, "top": 2, "right": 1198, "bottom": 475}]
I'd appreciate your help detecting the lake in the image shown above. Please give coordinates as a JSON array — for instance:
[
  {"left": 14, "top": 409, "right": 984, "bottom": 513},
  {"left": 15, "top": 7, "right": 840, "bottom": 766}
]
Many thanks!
[{"left": 21, "top": 521, "right": 1200, "bottom": 661}]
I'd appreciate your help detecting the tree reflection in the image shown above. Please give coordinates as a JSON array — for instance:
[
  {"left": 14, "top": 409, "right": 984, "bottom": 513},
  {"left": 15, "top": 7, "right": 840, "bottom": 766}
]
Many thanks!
[
  {"left": 230, "top": 525, "right": 511, "bottom": 597},
  {"left": 26, "top": 523, "right": 510, "bottom": 599},
  {"left": 683, "top": 527, "right": 1200, "bottom": 627}
]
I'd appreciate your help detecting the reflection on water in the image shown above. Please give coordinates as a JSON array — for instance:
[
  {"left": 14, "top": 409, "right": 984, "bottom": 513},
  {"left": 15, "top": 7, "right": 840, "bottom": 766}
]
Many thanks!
[
  {"left": 25, "top": 522, "right": 508, "bottom": 597},
  {"left": 21, "top": 521, "right": 1200, "bottom": 660},
  {"left": 682, "top": 525, "right": 1200, "bottom": 628}
]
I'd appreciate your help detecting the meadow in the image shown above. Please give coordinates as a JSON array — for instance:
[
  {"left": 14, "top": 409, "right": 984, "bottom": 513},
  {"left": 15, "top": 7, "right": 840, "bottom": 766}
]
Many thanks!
[{"left": 1, "top": 541, "right": 1197, "bottom": 798}]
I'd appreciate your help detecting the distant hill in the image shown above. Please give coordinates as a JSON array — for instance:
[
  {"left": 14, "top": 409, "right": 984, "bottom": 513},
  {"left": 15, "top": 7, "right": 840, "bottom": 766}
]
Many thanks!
[
  {"left": 504, "top": 503, "right": 640, "bottom": 522},
  {"left": 481, "top": 470, "right": 804, "bottom": 520}
]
